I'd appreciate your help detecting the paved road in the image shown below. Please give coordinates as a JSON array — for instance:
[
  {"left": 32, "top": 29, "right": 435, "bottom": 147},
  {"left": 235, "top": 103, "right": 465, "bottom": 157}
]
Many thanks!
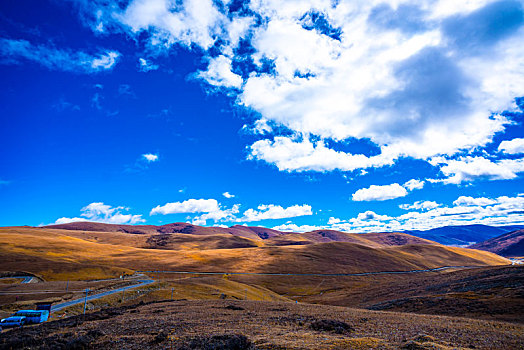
[
  {"left": 137, "top": 265, "right": 477, "bottom": 277},
  {"left": 0, "top": 276, "right": 34, "bottom": 283},
  {"left": 51, "top": 279, "right": 154, "bottom": 313}
]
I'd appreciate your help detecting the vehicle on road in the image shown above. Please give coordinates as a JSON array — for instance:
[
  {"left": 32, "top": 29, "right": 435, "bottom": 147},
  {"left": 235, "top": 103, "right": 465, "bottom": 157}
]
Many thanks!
[
  {"left": 0, "top": 316, "right": 26, "bottom": 328},
  {"left": 13, "top": 310, "right": 49, "bottom": 324}
]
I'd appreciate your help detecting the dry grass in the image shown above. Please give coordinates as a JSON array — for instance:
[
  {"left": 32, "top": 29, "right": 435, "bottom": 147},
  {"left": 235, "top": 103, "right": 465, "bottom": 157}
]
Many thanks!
[
  {"left": 1, "top": 300, "right": 522, "bottom": 349},
  {"left": 0, "top": 227, "right": 509, "bottom": 281}
]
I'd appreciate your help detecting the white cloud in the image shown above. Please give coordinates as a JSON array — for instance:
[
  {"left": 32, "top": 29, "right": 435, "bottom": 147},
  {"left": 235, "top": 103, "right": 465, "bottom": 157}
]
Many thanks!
[
  {"left": 240, "top": 204, "right": 313, "bottom": 222},
  {"left": 399, "top": 200, "right": 440, "bottom": 211},
  {"left": 272, "top": 223, "right": 323, "bottom": 233},
  {"left": 150, "top": 198, "right": 220, "bottom": 215},
  {"left": 403, "top": 179, "right": 425, "bottom": 191},
  {"left": 431, "top": 156, "right": 524, "bottom": 184},
  {"left": 352, "top": 183, "right": 408, "bottom": 201},
  {"left": 357, "top": 210, "right": 391, "bottom": 221},
  {"left": 71, "top": 0, "right": 524, "bottom": 180},
  {"left": 222, "top": 192, "right": 235, "bottom": 198},
  {"left": 287, "top": 194, "right": 524, "bottom": 234},
  {"left": 0, "top": 38, "right": 120, "bottom": 73},
  {"left": 249, "top": 137, "right": 396, "bottom": 172},
  {"left": 150, "top": 197, "right": 312, "bottom": 225},
  {"left": 499, "top": 138, "right": 524, "bottom": 154},
  {"left": 197, "top": 55, "right": 243, "bottom": 88},
  {"left": 138, "top": 58, "right": 159, "bottom": 72},
  {"left": 54, "top": 202, "right": 144, "bottom": 225},
  {"left": 192, "top": 204, "right": 240, "bottom": 225},
  {"left": 453, "top": 196, "right": 497, "bottom": 207},
  {"left": 142, "top": 153, "right": 159, "bottom": 162},
  {"left": 91, "top": 51, "right": 120, "bottom": 70}
]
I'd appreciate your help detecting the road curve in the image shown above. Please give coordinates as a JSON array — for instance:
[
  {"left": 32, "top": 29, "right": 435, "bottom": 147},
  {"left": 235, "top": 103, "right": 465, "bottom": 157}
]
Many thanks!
[
  {"left": 137, "top": 265, "right": 478, "bottom": 277},
  {"left": 51, "top": 279, "right": 154, "bottom": 313},
  {"left": 0, "top": 276, "right": 34, "bottom": 284}
]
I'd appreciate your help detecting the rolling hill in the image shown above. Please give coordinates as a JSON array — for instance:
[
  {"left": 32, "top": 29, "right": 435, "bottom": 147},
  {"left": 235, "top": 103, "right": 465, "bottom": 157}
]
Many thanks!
[
  {"left": 468, "top": 229, "right": 524, "bottom": 257},
  {"left": 402, "top": 224, "right": 524, "bottom": 246},
  {"left": 0, "top": 224, "right": 510, "bottom": 281}
]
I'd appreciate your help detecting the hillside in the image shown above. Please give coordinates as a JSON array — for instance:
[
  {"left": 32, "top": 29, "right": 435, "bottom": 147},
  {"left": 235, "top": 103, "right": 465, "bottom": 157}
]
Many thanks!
[
  {"left": 403, "top": 224, "right": 524, "bottom": 246},
  {"left": 468, "top": 229, "right": 524, "bottom": 257},
  {"left": 0, "top": 226, "right": 509, "bottom": 281},
  {"left": 1, "top": 299, "right": 522, "bottom": 349}
]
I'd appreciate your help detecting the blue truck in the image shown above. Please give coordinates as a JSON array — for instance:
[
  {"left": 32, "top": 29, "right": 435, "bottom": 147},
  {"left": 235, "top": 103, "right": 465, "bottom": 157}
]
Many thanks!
[{"left": 12, "top": 310, "right": 49, "bottom": 324}]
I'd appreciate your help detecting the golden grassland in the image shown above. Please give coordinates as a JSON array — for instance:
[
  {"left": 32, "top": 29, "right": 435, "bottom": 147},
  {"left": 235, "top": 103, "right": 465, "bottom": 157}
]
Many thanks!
[
  {"left": 1, "top": 225, "right": 519, "bottom": 326},
  {"left": 0, "top": 227, "right": 509, "bottom": 281},
  {"left": 1, "top": 299, "right": 522, "bottom": 349}
]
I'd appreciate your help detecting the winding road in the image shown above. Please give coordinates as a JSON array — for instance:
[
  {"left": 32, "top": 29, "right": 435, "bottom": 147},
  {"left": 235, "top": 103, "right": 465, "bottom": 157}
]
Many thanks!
[
  {"left": 137, "top": 265, "right": 477, "bottom": 277},
  {"left": 0, "top": 276, "right": 35, "bottom": 284},
  {"left": 50, "top": 279, "right": 154, "bottom": 313}
]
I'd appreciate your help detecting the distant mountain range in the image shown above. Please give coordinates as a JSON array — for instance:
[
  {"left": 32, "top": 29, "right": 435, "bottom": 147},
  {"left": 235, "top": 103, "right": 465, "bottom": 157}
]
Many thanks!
[
  {"left": 469, "top": 229, "right": 524, "bottom": 257},
  {"left": 401, "top": 224, "right": 524, "bottom": 246},
  {"left": 46, "top": 222, "right": 524, "bottom": 247}
]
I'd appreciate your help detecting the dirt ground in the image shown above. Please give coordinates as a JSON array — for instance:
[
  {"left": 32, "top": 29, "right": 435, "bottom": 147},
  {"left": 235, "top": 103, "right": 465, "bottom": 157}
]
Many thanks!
[{"left": 1, "top": 299, "right": 522, "bottom": 349}]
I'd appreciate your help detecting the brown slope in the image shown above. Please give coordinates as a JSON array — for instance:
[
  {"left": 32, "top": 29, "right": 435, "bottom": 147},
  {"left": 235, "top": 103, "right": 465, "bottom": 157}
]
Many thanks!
[
  {"left": 0, "top": 227, "right": 509, "bottom": 281},
  {"left": 265, "top": 230, "right": 440, "bottom": 248},
  {"left": 468, "top": 229, "right": 524, "bottom": 257},
  {"left": 43, "top": 222, "right": 280, "bottom": 240},
  {"left": 44, "top": 222, "right": 442, "bottom": 248}
]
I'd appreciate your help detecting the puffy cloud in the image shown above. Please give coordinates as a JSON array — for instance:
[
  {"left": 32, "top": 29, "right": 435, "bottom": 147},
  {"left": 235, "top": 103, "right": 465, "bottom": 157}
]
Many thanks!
[
  {"left": 241, "top": 204, "right": 313, "bottom": 222},
  {"left": 399, "top": 200, "right": 440, "bottom": 210},
  {"left": 431, "top": 156, "right": 524, "bottom": 184},
  {"left": 357, "top": 210, "right": 391, "bottom": 221},
  {"left": 499, "top": 138, "right": 524, "bottom": 154},
  {"left": 138, "top": 58, "right": 159, "bottom": 72},
  {"left": 142, "top": 153, "right": 159, "bottom": 162},
  {"left": 352, "top": 183, "right": 408, "bottom": 202},
  {"left": 70, "top": 0, "right": 524, "bottom": 180},
  {"left": 192, "top": 204, "right": 240, "bottom": 225},
  {"left": 0, "top": 38, "right": 120, "bottom": 73},
  {"left": 249, "top": 137, "right": 396, "bottom": 172},
  {"left": 272, "top": 223, "right": 323, "bottom": 233},
  {"left": 222, "top": 192, "right": 235, "bottom": 198},
  {"left": 116, "top": 0, "right": 225, "bottom": 50},
  {"left": 283, "top": 193, "right": 524, "bottom": 234},
  {"left": 150, "top": 198, "right": 312, "bottom": 225},
  {"left": 197, "top": 55, "right": 243, "bottom": 88},
  {"left": 150, "top": 198, "right": 220, "bottom": 215},
  {"left": 453, "top": 196, "right": 497, "bottom": 206},
  {"left": 54, "top": 202, "right": 144, "bottom": 225},
  {"left": 403, "top": 179, "right": 425, "bottom": 191}
]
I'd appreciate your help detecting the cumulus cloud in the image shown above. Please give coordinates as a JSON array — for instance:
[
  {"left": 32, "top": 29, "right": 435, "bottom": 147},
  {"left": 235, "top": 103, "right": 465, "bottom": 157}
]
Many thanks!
[
  {"left": 192, "top": 204, "right": 240, "bottom": 225},
  {"left": 352, "top": 183, "right": 408, "bottom": 201},
  {"left": 399, "top": 200, "right": 440, "bottom": 211},
  {"left": 150, "top": 197, "right": 313, "bottom": 225},
  {"left": 197, "top": 55, "right": 243, "bottom": 88},
  {"left": 453, "top": 196, "right": 497, "bottom": 206},
  {"left": 0, "top": 38, "right": 120, "bottom": 73},
  {"left": 431, "top": 156, "right": 524, "bottom": 184},
  {"left": 150, "top": 198, "right": 220, "bottom": 215},
  {"left": 499, "top": 138, "right": 524, "bottom": 154},
  {"left": 403, "top": 179, "right": 425, "bottom": 191},
  {"left": 272, "top": 223, "right": 323, "bottom": 233},
  {"left": 70, "top": 0, "right": 524, "bottom": 182},
  {"left": 222, "top": 192, "right": 235, "bottom": 198},
  {"left": 240, "top": 204, "right": 313, "bottom": 222},
  {"left": 138, "top": 58, "right": 159, "bottom": 72},
  {"left": 249, "top": 137, "right": 396, "bottom": 172},
  {"left": 286, "top": 194, "right": 524, "bottom": 234},
  {"left": 142, "top": 153, "right": 159, "bottom": 162},
  {"left": 54, "top": 202, "right": 144, "bottom": 225}
]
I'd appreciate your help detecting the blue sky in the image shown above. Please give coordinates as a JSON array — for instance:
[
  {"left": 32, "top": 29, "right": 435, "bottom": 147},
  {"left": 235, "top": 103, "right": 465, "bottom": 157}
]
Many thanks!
[{"left": 1, "top": 0, "right": 523, "bottom": 232}]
